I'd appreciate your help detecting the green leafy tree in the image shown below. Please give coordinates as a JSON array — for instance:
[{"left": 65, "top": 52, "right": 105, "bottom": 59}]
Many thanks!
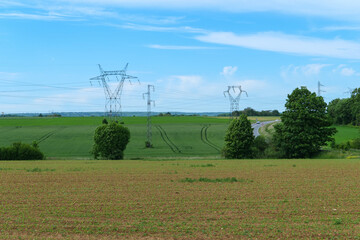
[
  {"left": 93, "top": 122, "right": 130, "bottom": 160},
  {"left": 274, "top": 87, "right": 336, "bottom": 158},
  {"left": 223, "top": 114, "right": 255, "bottom": 159},
  {"left": 350, "top": 88, "right": 360, "bottom": 125}
]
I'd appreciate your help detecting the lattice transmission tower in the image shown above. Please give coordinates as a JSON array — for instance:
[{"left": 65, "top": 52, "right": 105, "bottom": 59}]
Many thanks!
[
  {"left": 90, "top": 63, "right": 139, "bottom": 121},
  {"left": 143, "top": 85, "right": 155, "bottom": 148},
  {"left": 318, "top": 81, "right": 325, "bottom": 96},
  {"left": 224, "top": 86, "right": 248, "bottom": 119}
]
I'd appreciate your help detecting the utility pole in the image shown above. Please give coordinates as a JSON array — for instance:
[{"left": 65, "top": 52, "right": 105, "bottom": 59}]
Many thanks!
[
  {"left": 90, "top": 63, "right": 139, "bottom": 121},
  {"left": 143, "top": 85, "right": 155, "bottom": 147},
  {"left": 224, "top": 86, "right": 248, "bottom": 119},
  {"left": 318, "top": 81, "right": 325, "bottom": 96}
]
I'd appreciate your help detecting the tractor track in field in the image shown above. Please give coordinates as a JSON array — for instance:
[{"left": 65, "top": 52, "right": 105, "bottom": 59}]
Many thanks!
[
  {"left": 155, "top": 125, "right": 181, "bottom": 153},
  {"left": 201, "top": 125, "right": 221, "bottom": 152},
  {"left": 37, "top": 127, "right": 65, "bottom": 144}
]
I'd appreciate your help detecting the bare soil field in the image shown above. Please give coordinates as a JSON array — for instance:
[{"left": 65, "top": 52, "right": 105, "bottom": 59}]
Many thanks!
[{"left": 1, "top": 159, "right": 360, "bottom": 239}]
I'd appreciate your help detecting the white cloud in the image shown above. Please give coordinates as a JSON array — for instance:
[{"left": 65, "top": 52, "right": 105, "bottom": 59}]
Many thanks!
[
  {"left": 196, "top": 31, "right": 360, "bottom": 59},
  {"left": 280, "top": 64, "right": 330, "bottom": 80},
  {"left": 19, "top": 0, "right": 360, "bottom": 20},
  {"left": 3, "top": 0, "right": 360, "bottom": 21},
  {"left": 332, "top": 64, "right": 357, "bottom": 77},
  {"left": 0, "top": 12, "right": 65, "bottom": 20},
  {"left": 340, "top": 67, "right": 355, "bottom": 77},
  {"left": 221, "top": 66, "right": 238, "bottom": 76},
  {"left": 319, "top": 26, "right": 360, "bottom": 31},
  {"left": 119, "top": 23, "right": 206, "bottom": 33},
  {"left": 147, "top": 44, "right": 212, "bottom": 50}
]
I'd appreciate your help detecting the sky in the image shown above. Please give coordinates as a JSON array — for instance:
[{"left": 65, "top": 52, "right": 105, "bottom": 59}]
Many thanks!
[{"left": 0, "top": 0, "right": 359, "bottom": 114}]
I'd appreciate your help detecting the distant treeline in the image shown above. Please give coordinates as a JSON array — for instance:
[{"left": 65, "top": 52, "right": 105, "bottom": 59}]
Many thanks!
[
  {"left": 218, "top": 107, "right": 281, "bottom": 117},
  {"left": 328, "top": 88, "right": 360, "bottom": 126}
]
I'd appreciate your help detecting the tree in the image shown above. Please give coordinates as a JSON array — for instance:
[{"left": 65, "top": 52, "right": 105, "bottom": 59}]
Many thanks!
[
  {"left": 93, "top": 122, "right": 130, "bottom": 160},
  {"left": 273, "top": 87, "right": 336, "bottom": 158},
  {"left": 350, "top": 88, "right": 360, "bottom": 125},
  {"left": 222, "top": 114, "right": 255, "bottom": 159}
]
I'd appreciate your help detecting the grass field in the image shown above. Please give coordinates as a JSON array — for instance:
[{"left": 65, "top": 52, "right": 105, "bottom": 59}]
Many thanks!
[
  {"left": 1, "top": 159, "right": 360, "bottom": 239},
  {"left": 333, "top": 125, "right": 360, "bottom": 144},
  {"left": 0, "top": 116, "right": 357, "bottom": 159}
]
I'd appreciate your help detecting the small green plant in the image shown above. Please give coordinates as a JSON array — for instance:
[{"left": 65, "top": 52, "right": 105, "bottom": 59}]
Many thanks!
[
  {"left": 333, "top": 218, "right": 343, "bottom": 225},
  {"left": 190, "top": 164, "right": 215, "bottom": 168},
  {"left": 180, "top": 177, "right": 252, "bottom": 183},
  {"left": 145, "top": 141, "right": 153, "bottom": 148},
  {"left": 26, "top": 168, "right": 55, "bottom": 172}
]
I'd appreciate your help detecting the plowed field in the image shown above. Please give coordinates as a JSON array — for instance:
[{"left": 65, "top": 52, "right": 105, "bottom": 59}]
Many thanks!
[{"left": 1, "top": 159, "right": 360, "bottom": 239}]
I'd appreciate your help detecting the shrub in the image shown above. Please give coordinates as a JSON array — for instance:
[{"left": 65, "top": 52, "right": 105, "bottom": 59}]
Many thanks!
[
  {"left": 0, "top": 142, "right": 45, "bottom": 160},
  {"left": 253, "top": 135, "right": 268, "bottom": 158},
  {"left": 92, "top": 122, "right": 130, "bottom": 160},
  {"left": 350, "top": 138, "right": 360, "bottom": 149},
  {"left": 222, "top": 115, "right": 254, "bottom": 159}
]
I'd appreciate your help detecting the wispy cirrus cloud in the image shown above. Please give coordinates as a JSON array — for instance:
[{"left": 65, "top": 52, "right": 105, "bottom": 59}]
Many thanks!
[
  {"left": 17, "top": 0, "right": 360, "bottom": 21},
  {"left": 281, "top": 64, "right": 331, "bottom": 80},
  {"left": 196, "top": 31, "right": 360, "bottom": 59},
  {"left": 0, "top": 12, "right": 66, "bottom": 20},
  {"left": 119, "top": 23, "right": 206, "bottom": 33},
  {"left": 4, "top": 0, "right": 360, "bottom": 21}
]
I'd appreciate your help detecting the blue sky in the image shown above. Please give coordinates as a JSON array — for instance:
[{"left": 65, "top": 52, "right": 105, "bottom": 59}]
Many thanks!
[{"left": 0, "top": 0, "right": 359, "bottom": 114}]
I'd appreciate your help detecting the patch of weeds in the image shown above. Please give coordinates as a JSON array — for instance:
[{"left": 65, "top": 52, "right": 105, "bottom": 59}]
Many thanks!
[
  {"left": 26, "top": 167, "right": 56, "bottom": 172},
  {"left": 180, "top": 177, "right": 252, "bottom": 183},
  {"left": 66, "top": 168, "right": 83, "bottom": 172},
  {"left": 292, "top": 164, "right": 296, "bottom": 167},
  {"left": 264, "top": 164, "right": 277, "bottom": 167},
  {"left": 190, "top": 164, "right": 215, "bottom": 168},
  {"left": 333, "top": 218, "right": 343, "bottom": 225},
  {"left": 163, "top": 170, "right": 178, "bottom": 174},
  {"left": 0, "top": 168, "right": 13, "bottom": 171}
]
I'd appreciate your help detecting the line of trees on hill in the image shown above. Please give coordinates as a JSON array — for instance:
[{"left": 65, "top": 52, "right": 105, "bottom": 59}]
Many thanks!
[
  {"left": 328, "top": 88, "right": 360, "bottom": 126},
  {"left": 218, "top": 108, "right": 280, "bottom": 117}
]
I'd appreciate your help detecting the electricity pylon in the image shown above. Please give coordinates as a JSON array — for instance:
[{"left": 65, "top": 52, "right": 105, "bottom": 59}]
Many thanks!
[
  {"left": 318, "top": 81, "right": 325, "bottom": 96},
  {"left": 90, "top": 63, "right": 139, "bottom": 121},
  {"left": 143, "top": 85, "right": 155, "bottom": 147},
  {"left": 224, "top": 86, "right": 248, "bottom": 119}
]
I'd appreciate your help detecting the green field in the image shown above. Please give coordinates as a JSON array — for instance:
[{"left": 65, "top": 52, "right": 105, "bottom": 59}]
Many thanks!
[
  {"left": 0, "top": 116, "right": 230, "bottom": 158},
  {"left": 0, "top": 116, "right": 357, "bottom": 159},
  {"left": 1, "top": 159, "right": 360, "bottom": 239},
  {"left": 333, "top": 125, "right": 360, "bottom": 144}
]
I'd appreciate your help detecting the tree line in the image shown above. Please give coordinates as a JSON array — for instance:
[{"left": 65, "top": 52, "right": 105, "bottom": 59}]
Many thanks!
[
  {"left": 223, "top": 87, "right": 337, "bottom": 159},
  {"left": 328, "top": 88, "right": 360, "bottom": 126},
  {"left": 218, "top": 108, "right": 280, "bottom": 117}
]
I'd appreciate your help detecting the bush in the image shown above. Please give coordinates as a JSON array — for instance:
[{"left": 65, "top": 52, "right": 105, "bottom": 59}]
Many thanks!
[
  {"left": 0, "top": 142, "right": 45, "bottom": 160},
  {"left": 222, "top": 115, "right": 254, "bottom": 159},
  {"left": 350, "top": 138, "right": 360, "bottom": 149},
  {"left": 253, "top": 135, "right": 268, "bottom": 158},
  {"left": 92, "top": 122, "right": 130, "bottom": 160}
]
